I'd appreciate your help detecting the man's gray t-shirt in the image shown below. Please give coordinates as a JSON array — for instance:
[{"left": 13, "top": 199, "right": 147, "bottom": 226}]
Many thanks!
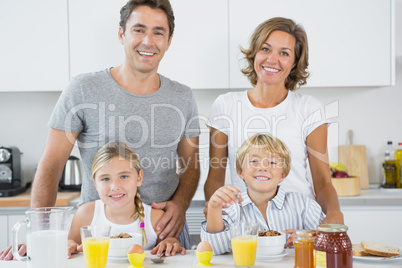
[{"left": 49, "top": 68, "right": 200, "bottom": 205}]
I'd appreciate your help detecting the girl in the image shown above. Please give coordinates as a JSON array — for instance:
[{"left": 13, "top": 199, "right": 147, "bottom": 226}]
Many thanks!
[
  {"left": 68, "top": 141, "right": 186, "bottom": 257},
  {"left": 0, "top": 142, "right": 185, "bottom": 261}
]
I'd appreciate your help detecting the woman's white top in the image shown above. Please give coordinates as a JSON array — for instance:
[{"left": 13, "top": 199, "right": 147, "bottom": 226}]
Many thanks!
[
  {"left": 208, "top": 90, "right": 328, "bottom": 199},
  {"left": 91, "top": 199, "right": 158, "bottom": 249}
]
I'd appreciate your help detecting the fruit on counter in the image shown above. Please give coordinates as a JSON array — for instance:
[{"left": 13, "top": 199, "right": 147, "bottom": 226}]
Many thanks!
[
  {"left": 330, "top": 162, "right": 348, "bottom": 171},
  {"left": 333, "top": 171, "right": 349, "bottom": 178},
  {"left": 330, "top": 162, "right": 350, "bottom": 178},
  {"left": 330, "top": 162, "right": 347, "bottom": 172}
]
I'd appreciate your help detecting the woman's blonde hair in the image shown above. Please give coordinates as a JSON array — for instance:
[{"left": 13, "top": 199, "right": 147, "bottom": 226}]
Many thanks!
[
  {"left": 92, "top": 141, "right": 147, "bottom": 246},
  {"left": 240, "top": 17, "right": 309, "bottom": 90},
  {"left": 236, "top": 134, "right": 291, "bottom": 177}
]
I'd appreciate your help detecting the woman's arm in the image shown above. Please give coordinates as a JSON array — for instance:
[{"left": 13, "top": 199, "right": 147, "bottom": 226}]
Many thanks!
[
  {"left": 204, "top": 128, "right": 229, "bottom": 201},
  {"left": 307, "top": 124, "right": 344, "bottom": 224}
]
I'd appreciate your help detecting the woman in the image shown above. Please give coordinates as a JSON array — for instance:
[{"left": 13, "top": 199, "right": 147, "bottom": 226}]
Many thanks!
[{"left": 204, "top": 17, "right": 343, "bottom": 224}]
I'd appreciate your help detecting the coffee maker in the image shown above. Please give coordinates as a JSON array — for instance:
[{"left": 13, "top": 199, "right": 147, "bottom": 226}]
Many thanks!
[{"left": 0, "top": 146, "right": 26, "bottom": 197}]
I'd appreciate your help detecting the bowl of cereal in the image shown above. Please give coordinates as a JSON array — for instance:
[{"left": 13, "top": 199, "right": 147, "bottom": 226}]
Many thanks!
[
  {"left": 256, "top": 230, "right": 286, "bottom": 256},
  {"left": 108, "top": 232, "right": 143, "bottom": 258}
]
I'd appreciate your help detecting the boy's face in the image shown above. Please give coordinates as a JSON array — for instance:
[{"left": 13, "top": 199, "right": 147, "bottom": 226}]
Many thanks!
[{"left": 238, "top": 149, "right": 286, "bottom": 194}]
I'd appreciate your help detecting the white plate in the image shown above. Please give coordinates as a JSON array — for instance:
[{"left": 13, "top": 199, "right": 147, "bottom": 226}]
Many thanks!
[
  {"left": 256, "top": 249, "right": 288, "bottom": 262},
  {"left": 353, "top": 255, "right": 401, "bottom": 262},
  {"left": 108, "top": 255, "right": 129, "bottom": 262},
  {"left": 353, "top": 245, "right": 402, "bottom": 262}
]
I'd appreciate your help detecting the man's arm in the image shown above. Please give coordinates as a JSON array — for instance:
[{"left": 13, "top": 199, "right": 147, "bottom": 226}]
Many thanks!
[
  {"left": 152, "top": 136, "right": 200, "bottom": 239},
  {"left": 307, "top": 124, "right": 344, "bottom": 224},
  {"left": 31, "top": 128, "right": 79, "bottom": 208}
]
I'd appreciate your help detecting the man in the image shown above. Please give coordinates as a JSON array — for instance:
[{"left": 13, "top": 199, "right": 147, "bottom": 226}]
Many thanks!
[{"left": 31, "top": 0, "right": 200, "bottom": 248}]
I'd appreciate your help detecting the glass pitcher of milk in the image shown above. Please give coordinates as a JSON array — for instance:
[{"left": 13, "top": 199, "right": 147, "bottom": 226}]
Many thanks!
[{"left": 12, "top": 206, "right": 73, "bottom": 268}]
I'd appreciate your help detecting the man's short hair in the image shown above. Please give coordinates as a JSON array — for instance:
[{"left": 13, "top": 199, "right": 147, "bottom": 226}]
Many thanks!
[{"left": 119, "top": 0, "right": 175, "bottom": 39}]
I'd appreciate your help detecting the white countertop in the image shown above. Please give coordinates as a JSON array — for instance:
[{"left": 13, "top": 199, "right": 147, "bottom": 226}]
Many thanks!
[
  {"left": 338, "top": 187, "right": 402, "bottom": 207},
  {"left": 1, "top": 187, "right": 401, "bottom": 215},
  {"left": 1, "top": 249, "right": 401, "bottom": 268}
]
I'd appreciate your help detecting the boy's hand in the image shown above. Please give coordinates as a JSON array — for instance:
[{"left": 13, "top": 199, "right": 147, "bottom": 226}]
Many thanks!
[
  {"left": 203, "top": 201, "right": 228, "bottom": 219},
  {"left": 208, "top": 185, "right": 242, "bottom": 209},
  {"left": 67, "top": 239, "right": 82, "bottom": 258},
  {"left": 0, "top": 244, "right": 26, "bottom": 261},
  {"left": 150, "top": 237, "right": 186, "bottom": 257},
  {"left": 206, "top": 185, "right": 242, "bottom": 233},
  {"left": 283, "top": 229, "right": 296, "bottom": 247}
]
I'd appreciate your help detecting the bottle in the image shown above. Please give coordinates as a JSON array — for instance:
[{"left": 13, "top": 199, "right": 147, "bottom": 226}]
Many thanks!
[
  {"left": 314, "top": 224, "right": 352, "bottom": 268},
  {"left": 382, "top": 141, "right": 397, "bottom": 188},
  {"left": 395, "top": 142, "right": 402, "bottom": 188},
  {"left": 294, "top": 229, "right": 316, "bottom": 268}
]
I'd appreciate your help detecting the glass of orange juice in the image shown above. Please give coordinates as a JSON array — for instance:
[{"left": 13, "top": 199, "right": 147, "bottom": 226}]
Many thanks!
[
  {"left": 80, "top": 226, "right": 111, "bottom": 268},
  {"left": 229, "top": 222, "right": 259, "bottom": 267}
]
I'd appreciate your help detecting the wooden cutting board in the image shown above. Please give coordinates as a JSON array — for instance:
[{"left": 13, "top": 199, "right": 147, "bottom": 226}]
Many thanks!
[{"left": 338, "top": 145, "right": 369, "bottom": 189}]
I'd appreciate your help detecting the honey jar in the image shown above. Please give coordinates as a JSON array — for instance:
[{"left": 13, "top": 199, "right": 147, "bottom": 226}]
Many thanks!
[
  {"left": 294, "top": 229, "right": 316, "bottom": 268},
  {"left": 314, "top": 224, "right": 352, "bottom": 268}
]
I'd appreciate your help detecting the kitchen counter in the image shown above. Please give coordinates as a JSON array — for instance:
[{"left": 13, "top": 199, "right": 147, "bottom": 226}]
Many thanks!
[
  {"left": 0, "top": 191, "right": 80, "bottom": 216},
  {"left": 1, "top": 185, "right": 400, "bottom": 211},
  {"left": 337, "top": 187, "right": 402, "bottom": 206},
  {"left": 1, "top": 250, "right": 401, "bottom": 267},
  {"left": 0, "top": 190, "right": 80, "bottom": 208},
  {"left": 190, "top": 186, "right": 402, "bottom": 208}
]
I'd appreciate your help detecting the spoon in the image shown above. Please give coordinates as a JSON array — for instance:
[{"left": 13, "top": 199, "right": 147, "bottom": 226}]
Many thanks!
[
  {"left": 235, "top": 193, "right": 249, "bottom": 225},
  {"left": 151, "top": 252, "right": 165, "bottom": 264}
]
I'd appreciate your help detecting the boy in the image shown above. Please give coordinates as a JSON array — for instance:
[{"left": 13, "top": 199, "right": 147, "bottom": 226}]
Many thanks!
[{"left": 200, "top": 134, "right": 325, "bottom": 255}]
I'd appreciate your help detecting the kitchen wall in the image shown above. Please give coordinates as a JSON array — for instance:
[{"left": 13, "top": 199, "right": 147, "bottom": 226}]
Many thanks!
[{"left": 1, "top": 1, "right": 401, "bottom": 200}]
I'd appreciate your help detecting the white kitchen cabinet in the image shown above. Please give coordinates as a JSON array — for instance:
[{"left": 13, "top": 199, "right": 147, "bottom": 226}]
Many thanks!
[
  {"left": 68, "top": 0, "right": 127, "bottom": 79},
  {"left": 186, "top": 205, "right": 205, "bottom": 236},
  {"left": 1, "top": 0, "right": 394, "bottom": 91},
  {"left": 158, "top": 0, "right": 229, "bottom": 89},
  {"left": 69, "top": 0, "right": 229, "bottom": 89},
  {"left": 0, "top": 0, "right": 69, "bottom": 92},
  {"left": 343, "top": 207, "right": 402, "bottom": 246},
  {"left": 229, "top": 0, "right": 395, "bottom": 88},
  {"left": 0, "top": 216, "right": 8, "bottom": 251}
]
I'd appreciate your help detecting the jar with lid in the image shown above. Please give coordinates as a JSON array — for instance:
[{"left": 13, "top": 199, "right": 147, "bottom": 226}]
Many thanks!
[
  {"left": 294, "top": 229, "right": 316, "bottom": 268},
  {"left": 314, "top": 224, "right": 352, "bottom": 268}
]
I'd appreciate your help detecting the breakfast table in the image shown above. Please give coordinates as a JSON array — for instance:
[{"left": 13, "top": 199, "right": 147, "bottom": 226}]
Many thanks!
[{"left": 1, "top": 249, "right": 402, "bottom": 268}]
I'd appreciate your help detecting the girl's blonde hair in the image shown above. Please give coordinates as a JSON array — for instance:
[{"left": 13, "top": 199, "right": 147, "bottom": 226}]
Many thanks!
[
  {"left": 92, "top": 141, "right": 147, "bottom": 246},
  {"left": 236, "top": 134, "right": 291, "bottom": 177}
]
